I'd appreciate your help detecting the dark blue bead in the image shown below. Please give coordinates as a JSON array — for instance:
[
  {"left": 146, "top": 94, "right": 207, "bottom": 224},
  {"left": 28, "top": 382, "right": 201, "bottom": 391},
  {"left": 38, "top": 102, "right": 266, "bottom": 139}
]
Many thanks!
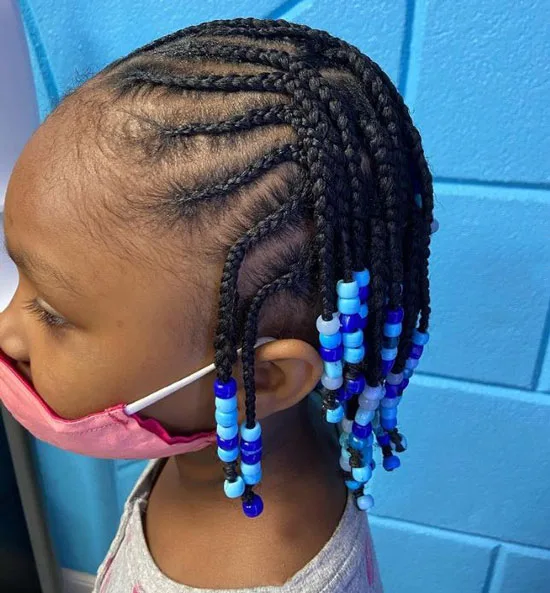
[
  {"left": 217, "top": 435, "right": 239, "bottom": 450},
  {"left": 377, "top": 433, "right": 391, "bottom": 447},
  {"left": 409, "top": 344, "right": 424, "bottom": 359},
  {"left": 352, "top": 422, "right": 372, "bottom": 439},
  {"left": 385, "top": 383, "right": 399, "bottom": 398},
  {"left": 319, "top": 344, "right": 344, "bottom": 362},
  {"left": 337, "top": 386, "right": 353, "bottom": 402},
  {"left": 242, "top": 494, "right": 264, "bottom": 518},
  {"left": 214, "top": 377, "right": 238, "bottom": 399},
  {"left": 359, "top": 285, "right": 370, "bottom": 301},
  {"left": 382, "top": 359, "right": 394, "bottom": 376},
  {"left": 346, "top": 374, "right": 366, "bottom": 395},
  {"left": 399, "top": 378, "right": 410, "bottom": 392},
  {"left": 386, "top": 308, "right": 404, "bottom": 324},
  {"left": 357, "top": 316, "right": 367, "bottom": 330},
  {"left": 340, "top": 313, "right": 361, "bottom": 333},
  {"left": 241, "top": 437, "right": 262, "bottom": 454},
  {"left": 241, "top": 451, "right": 262, "bottom": 465},
  {"left": 383, "top": 455, "right": 401, "bottom": 471},
  {"left": 384, "top": 336, "right": 400, "bottom": 348}
]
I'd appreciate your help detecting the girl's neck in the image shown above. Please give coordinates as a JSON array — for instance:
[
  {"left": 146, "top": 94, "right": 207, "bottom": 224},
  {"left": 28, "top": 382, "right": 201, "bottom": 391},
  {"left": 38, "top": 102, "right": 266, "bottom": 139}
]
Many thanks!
[{"left": 145, "top": 400, "right": 348, "bottom": 588}]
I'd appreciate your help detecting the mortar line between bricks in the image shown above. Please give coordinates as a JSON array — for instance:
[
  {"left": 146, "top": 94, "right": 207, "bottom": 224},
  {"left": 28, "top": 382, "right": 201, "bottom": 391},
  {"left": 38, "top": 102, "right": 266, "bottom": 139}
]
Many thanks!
[
  {"left": 481, "top": 545, "right": 502, "bottom": 593},
  {"left": 370, "top": 513, "right": 550, "bottom": 553}
]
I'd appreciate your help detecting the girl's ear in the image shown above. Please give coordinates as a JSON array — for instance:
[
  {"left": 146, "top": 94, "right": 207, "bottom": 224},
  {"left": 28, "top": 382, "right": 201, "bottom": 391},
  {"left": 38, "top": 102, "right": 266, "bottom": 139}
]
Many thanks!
[{"left": 235, "top": 339, "right": 323, "bottom": 421}]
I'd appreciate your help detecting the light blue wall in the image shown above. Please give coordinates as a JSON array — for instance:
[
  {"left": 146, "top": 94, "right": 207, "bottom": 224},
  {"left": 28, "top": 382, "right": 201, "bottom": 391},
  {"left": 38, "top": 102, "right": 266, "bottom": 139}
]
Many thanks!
[{"left": 17, "top": 1, "right": 550, "bottom": 590}]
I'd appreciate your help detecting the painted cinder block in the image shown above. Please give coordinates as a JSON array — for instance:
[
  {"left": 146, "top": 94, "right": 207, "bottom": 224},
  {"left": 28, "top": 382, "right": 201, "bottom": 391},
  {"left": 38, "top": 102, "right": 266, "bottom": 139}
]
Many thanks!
[
  {"left": 490, "top": 545, "right": 550, "bottom": 593},
  {"left": 410, "top": 0, "right": 550, "bottom": 183}
]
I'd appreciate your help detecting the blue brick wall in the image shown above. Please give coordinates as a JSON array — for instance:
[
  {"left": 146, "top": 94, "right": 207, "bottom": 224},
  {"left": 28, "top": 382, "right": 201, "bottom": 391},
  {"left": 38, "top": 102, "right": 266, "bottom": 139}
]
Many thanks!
[{"left": 16, "top": 1, "right": 550, "bottom": 590}]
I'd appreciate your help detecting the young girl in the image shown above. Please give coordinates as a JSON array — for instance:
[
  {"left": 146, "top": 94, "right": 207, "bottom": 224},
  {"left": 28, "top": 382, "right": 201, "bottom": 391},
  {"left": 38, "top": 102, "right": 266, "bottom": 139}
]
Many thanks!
[{"left": 0, "top": 17, "right": 436, "bottom": 593}]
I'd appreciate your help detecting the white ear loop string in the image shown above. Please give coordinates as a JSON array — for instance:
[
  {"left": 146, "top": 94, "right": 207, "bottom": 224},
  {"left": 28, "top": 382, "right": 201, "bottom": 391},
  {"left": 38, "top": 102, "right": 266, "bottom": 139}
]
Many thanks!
[{"left": 124, "top": 336, "right": 276, "bottom": 416}]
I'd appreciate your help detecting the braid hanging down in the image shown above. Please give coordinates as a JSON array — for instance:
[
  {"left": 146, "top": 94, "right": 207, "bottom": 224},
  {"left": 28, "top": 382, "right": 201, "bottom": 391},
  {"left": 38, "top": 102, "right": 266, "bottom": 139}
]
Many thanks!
[{"left": 101, "top": 18, "right": 437, "bottom": 517}]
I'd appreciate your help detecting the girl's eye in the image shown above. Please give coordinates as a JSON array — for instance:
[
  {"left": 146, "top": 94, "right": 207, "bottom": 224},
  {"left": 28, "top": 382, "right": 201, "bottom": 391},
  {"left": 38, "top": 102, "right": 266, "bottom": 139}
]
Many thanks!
[{"left": 23, "top": 299, "right": 69, "bottom": 330}]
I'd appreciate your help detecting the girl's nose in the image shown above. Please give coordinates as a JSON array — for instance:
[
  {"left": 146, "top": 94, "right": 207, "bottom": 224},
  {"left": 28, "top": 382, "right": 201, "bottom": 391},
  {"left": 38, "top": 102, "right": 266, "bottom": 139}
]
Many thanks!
[{"left": 0, "top": 294, "right": 29, "bottom": 364}]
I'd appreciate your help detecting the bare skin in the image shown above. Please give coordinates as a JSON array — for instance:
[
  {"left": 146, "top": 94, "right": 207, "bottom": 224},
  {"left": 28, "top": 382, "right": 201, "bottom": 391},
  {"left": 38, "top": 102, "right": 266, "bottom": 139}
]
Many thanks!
[{"left": 0, "top": 97, "right": 347, "bottom": 586}]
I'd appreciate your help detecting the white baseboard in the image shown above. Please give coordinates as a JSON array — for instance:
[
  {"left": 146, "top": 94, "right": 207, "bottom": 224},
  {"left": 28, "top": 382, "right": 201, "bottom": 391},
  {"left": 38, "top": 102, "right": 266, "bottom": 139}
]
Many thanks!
[{"left": 62, "top": 568, "right": 96, "bottom": 593}]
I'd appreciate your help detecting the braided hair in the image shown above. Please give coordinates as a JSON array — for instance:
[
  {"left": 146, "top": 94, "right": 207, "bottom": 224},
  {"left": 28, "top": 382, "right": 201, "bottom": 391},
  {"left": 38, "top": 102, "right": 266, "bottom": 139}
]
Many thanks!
[{"left": 93, "top": 18, "right": 434, "bottom": 516}]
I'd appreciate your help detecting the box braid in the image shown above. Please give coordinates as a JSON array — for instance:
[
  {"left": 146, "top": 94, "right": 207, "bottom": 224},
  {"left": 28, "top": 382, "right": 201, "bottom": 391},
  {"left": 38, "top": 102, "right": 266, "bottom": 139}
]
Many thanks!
[{"left": 99, "top": 18, "right": 435, "bottom": 516}]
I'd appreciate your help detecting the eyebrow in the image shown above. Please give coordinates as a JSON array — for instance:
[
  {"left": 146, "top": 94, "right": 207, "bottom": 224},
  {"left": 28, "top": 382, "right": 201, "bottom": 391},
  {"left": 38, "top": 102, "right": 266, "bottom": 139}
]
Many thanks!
[{"left": 3, "top": 236, "right": 82, "bottom": 297}]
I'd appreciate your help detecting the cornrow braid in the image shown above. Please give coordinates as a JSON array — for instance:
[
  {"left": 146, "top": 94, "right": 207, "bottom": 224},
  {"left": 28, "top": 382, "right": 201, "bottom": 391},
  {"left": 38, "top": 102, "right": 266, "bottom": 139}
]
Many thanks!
[{"left": 102, "top": 17, "right": 436, "bottom": 517}]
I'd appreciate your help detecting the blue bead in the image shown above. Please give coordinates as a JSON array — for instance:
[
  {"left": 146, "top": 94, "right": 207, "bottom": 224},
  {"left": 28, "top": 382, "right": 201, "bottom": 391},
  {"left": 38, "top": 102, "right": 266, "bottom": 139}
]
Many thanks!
[
  {"left": 319, "top": 345, "right": 344, "bottom": 362},
  {"left": 345, "top": 374, "right": 366, "bottom": 394},
  {"left": 385, "top": 383, "right": 399, "bottom": 398},
  {"left": 405, "top": 357, "right": 419, "bottom": 370},
  {"left": 339, "top": 432, "right": 349, "bottom": 448},
  {"left": 241, "top": 451, "right": 262, "bottom": 465},
  {"left": 243, "top": 470, "right": 262, "bottom": 486},
  {"left": 345, "top": 479, "right": 362, "bottom": 491},
  {"left": 359, "top": 285, "right": 370, "bottom": 302},
  {"left": 383, "top": 322, "right": 402, "bottom": 338},
  {"left": 377, "top": 433, "right": 391, "bottom": 447},
  {"left": 224, "top": 476, "right": 245, "bottom": 498},
  {"left": 337, "top": 386, "right": 353, "bottom": 402},
  {"left": 381, "top": 347, "right": 398, "bottom": 361},
  {"left": 215, "top": 409, "right": 239, "bottom": 427},
  {"left": 352, "top": 269, "right": 370, "bottom": 287},
  {"left": 336, "top": 279, "right": 359, "bottom": 298},
  {"left": 214, "top": 377, "right": 237, "bottom": 399},
  {"left": 381, "top": 417, "right": 398, "bottom": 430},
  {"left": 241, "top": 437, "right": 262, "bottom": 454},
  {"left": 217, "top": 446, "right": 239, "bottom": 462},
  {"left": 217, "top": 435, "right": 239, "bottom": 450},
  {"left": 403, "top": 368, "right": 413, "bottom": 379},
  {"left": 241, "top": 461, "right": 261, "bottom": 475},
  {"left": 340, "top": 313, "right": 361, "bottom": 333},
  {"left": 386, "top": 308, "right": 404, "bottom": 324},
  {"left": 384, "top": 336, "right": 400, "bottom": 348},
  {"left": 319, "top": 332, "right": 342, "bottom": 349},
  {"left": 352, "top": 422, "right": 372, "bottom": 439},
  {"left": 337, "top": 297, "right": 361, "bottom": 315},
  {"left": 363, "top": 446, "right": 373, "bottom": 466},
  {"left": 383, "top": 455, "right": 401, "bottom": 471},
  {"left": 342, "top": 330, "right": 363, "bottom": 348},
  {"left": 349, "top": 434, "right": 366, "bottom": 450},
  {"left": 409, "top": 344, "right": 424, "bottom": 359},
  {"left": 357, "top": 315, "right": 367, "bottom": 330},
  {"left": 326, "top": 404, "right": 344, "bottom": 424},
  {"left": 357, "top": 494, "right": 375, "bottom": 511},
  {"left": 344, "top": 345, "right": 365, "bottom": 364},
  {"left": 355, "top": 408, "right": 375, "bottom": 426},
  {"left": 242, "top": 494, "right": 264, "bottom": 518},
  {"left": 352, "top": 465, "right": 373, "bottom": 483},
  {"left": 316, "top": 314, "right": 340, "bottom": 336},
  {"left": 359, "top": 303, "right": 369, "bottom": 319},
  {"left": 413, "top": 329, "right": 430, "bottom": 345},
  {"left": 240, "top": 422, "right": 261, "bottom": 441},
  {"left": 216, "top": 424, "right": 238, "bottom": 440},
  {"left": 215, "top": 396, "right": 237, "bottom": 413},
  {"left": 381, "top": 407, "right": 397, "bottom": 419},
  {"left": 323, "top": 360, "right": 343, "bottom": 378}
]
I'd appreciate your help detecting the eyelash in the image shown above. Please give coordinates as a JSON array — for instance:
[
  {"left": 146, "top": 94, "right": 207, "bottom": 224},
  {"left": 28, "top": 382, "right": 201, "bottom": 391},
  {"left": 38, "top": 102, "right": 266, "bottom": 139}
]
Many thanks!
[{"left": 23, "top": 299, "right": 69, "bottom": 330}]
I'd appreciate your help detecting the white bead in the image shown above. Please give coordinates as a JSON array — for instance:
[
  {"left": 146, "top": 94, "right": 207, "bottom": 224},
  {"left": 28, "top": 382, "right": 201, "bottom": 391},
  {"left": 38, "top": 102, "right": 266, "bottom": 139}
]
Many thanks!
[
  {"left": 340, "top": 418, "right": 353, "bottom": 434},
  {"left": 321, "top": 373, "right": 343, "bottom": 390},
  {"left": 316, "top": 313, "right": 340, "bottom": 336},
  {"left": 339, "top": 456, "right": 351, "bottom": 472},
  {"left": 381, "top": 397, "right": 400, "bottom": 408},
  {"left": 360, "top": 385, "right": 384, "bottom": 402},
  {"left": 359, "top": 398, "right": 380, "bottom": 411},
  {"left": 431, "top": 218, "right": 440, "bottom": 234},
  {"left": 386, "top": 372, "right": 403, "bottom": 385}
]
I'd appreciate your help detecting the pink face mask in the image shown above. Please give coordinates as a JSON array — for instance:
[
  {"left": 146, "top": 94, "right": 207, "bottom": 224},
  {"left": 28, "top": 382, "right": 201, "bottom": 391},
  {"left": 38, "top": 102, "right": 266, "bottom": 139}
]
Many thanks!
[{"left": 0, "top": 338, "right": 274, "bottom": 459}]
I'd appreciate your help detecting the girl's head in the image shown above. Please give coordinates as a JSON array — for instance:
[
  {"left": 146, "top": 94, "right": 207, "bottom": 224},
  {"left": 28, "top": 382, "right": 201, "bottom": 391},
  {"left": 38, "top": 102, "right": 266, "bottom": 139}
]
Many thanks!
[{"left": 0, "top": 18, "right": 433, "bottom": 514}]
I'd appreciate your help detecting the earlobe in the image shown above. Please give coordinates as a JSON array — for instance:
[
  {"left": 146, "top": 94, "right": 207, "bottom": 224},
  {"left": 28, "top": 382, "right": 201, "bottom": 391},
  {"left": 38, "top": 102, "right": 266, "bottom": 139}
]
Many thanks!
[{"left": 250, "top": 339, "right": 323, "bottom": 420}]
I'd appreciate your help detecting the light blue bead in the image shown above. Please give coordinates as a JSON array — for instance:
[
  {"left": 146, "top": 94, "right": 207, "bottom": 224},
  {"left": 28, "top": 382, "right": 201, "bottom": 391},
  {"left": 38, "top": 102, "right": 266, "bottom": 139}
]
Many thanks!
[
  {"left": 326, "top": 404, "right": 345, "bottom": 424},
  {"left": 241, "top": 461, "right": 261, "bottom": 475},
  {"left": 352, "top": 269, "right": 370, "bottom": 287},
  {"left": 355, "top": 409, "right": 375, "bottom": 426},
  {"left": 243, "top": 470, "right": 262, "bottom": 485},
  {"left": 359, "top": 303, "right": 368, "bottom": 319},
  {"left": 357, "top": 494, "right": 375, "bottom": 511},
  {"left": 324, "top": 360, "right": 343, "bottom": 378},
  {"left": 216, "top": 424, "right": 238, "bottom": 440},
  {"left": 352, "top": 465, "right": 373, "bottom": 483},
  {"left": 337, "top": 297, "right": 361, "bottom": 315},
  {"left": 240, "top": 421, "right": 261, "bottom": 442},
  {"left": 340, "top": 448, "right": 351, "bottom": 461},
  {"left": 345, "top": 479, "right": 362, "bottom": 491},
  {"left": 321, "top": 373, "right": 343, "bottom": 390},
  {"left": 224, "top": 476, "right": 245, "bottom": 499},
  {"left": 215, "top": 396, "right": 237, "bottom": 413},
  {"left": 319, "top": 332, "right": 342, "bottom": 349},
  {"left": 344, "top": 346, "right": 365, "bottom": 364},
  {"left": 215, "top": 409, "right": 238, "bottom": 427},
  {"left": 316, "top": 314, "right": 340, "bottom": 336},
  {"left": 342, "top": 330, "right": 363, "bottom": 348},
  {"left": 217, "top": 447, "right": 239, "bottom": 462},
  {"left": 381, "top": 407, "right": 397, "bottom": 419},
  {"left": 384, "top": 322, "right": 402, "bottom": 338},
  {"left": 381, "top": 347, "right": 398, "bottom": 361},
  {"left": 336, "top": 279, "right": 359, "bottom": 298},
  {"left": 405, "top": 357, "right": 419, "bottom": 370},
  {"left": 413, "top": 329, "right": 430, "bottom": 345}
]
